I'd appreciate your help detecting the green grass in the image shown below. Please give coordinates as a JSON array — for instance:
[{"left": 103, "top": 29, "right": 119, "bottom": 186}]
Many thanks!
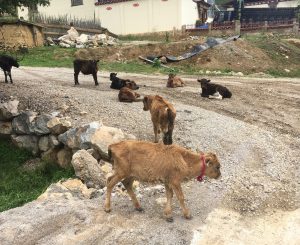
[{"left": 0, "top": 139, "right": 74, "bottom": 212}]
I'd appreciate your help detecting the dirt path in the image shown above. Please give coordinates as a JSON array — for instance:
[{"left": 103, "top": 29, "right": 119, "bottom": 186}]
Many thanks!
[{"left": 0, "top": 67, "right": 299, "bottom": 244}]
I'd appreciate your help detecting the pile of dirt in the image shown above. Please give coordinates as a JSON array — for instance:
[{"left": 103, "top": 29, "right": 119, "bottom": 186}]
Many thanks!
[{"left": 85, "top": 37, "right": 278, "bottom": 74}]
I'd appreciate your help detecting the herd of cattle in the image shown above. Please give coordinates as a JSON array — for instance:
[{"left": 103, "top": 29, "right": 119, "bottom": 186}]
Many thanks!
[
  {"left": 0, "top": 54, "right": 225, "bottom": 221},
  {"left": 0, "top": 54, "right": 232, "bottom": 146}
]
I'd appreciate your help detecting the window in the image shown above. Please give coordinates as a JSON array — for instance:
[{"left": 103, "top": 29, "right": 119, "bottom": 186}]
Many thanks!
[{"left": 71, "top": 0, "right": 83, "bottom": 7}]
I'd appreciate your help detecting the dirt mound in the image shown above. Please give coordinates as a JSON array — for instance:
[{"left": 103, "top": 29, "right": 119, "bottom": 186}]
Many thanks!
[{"left": 82, "top": 38, "right": 277, "bottom": 74}]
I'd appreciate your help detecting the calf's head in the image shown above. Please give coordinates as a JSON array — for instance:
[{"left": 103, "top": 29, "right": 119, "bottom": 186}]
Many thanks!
[
  {"left": 168, "top": 73, "right": 176, "bottom": 79},
  {"left": 110, "top": 72, "right": 117, "bottom": 80},
  {"left": 204, "top": 152, "right": 221, "bottom": 179},
  {"left": 125, "top": 81, "right": 139, "bottom": 90}
]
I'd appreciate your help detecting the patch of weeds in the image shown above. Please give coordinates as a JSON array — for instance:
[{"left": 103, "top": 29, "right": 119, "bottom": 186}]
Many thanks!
[{"left": 0, "top": 139, "right": 74, "bottom": 212}]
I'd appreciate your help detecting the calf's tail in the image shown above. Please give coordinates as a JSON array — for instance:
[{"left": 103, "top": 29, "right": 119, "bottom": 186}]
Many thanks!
[
  {"left": 163, "top": 108, "right": 174, "bottom": 145},
  {"left": 92, "top": 144, "right": 113, "bottom": 163}
]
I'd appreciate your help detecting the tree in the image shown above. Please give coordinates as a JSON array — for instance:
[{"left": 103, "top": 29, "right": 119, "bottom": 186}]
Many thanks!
[{"left": 0, "top": 0, "right": 50, "bottom": 16}]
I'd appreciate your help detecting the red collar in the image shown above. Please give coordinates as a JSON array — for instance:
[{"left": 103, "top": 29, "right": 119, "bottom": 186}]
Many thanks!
[{"left": 196, "top": 154, "right": 206, "bottom": 182}]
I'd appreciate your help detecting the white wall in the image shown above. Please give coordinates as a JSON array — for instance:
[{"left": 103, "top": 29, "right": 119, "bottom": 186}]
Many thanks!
[
  {"left": 246, "top": 0, "right": 299, "bottom": 8},
  {"left": 181, "top": 0, "right": 198, "bottom": 25},
  {"left": 95, "top": 0, "right": 182, "bottom": 35},
  {"left": 21, "top": 0, "right": 97, "bottom": 21}
]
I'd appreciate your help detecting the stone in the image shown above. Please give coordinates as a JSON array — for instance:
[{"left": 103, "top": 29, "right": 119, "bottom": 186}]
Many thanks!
[
  {"left": 47, "top": 117, "right": 72, "bottom": 135},
  {"left": 91, "top": 126, "right": 136, "bottom": 155},
  {"left": 58, "top": 121, "right": 103, "bottom": 150},
  {"left": 57, "top": 147, "right": 73, "bottom": 168},
  {"left": 30, "top": 114, "right": 52, "bottom": 135},
  {"left": 49, "top": 135, "right": 61, "bottom": 148},
  {"left": 0, "top": 121, "right": 12, "bottom": 135},
  {"left": 155, "top": 197, "right": 167, "bottom": 206},
  {"left": 0, "top": 100, "right": 19, "bottom": 121},
  {"left": 71, "top": 149, "right": 106, "bottom": 189},
  {"left": 38, "top": 136, "right": 51, "bottom": 152},
  {"left": 11, "top": 134, "right": 39, "bottom": 155},
  {"left": 12, "top": 111, "right": 37, "bottom": 135}
]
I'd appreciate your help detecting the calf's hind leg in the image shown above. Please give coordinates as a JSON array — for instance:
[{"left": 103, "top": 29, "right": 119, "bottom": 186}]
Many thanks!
[
  {"left": 122, "top": 177, "right": 143, "bottom": 211},
  {"left": 92, "top": 72, "right": 99, "bottom": 86},
  {"left": 104, "top": 173, "right": 124, "bottom": 212},
  {"left": 164, "top": 183, "right": 174, "bottom": 222}
]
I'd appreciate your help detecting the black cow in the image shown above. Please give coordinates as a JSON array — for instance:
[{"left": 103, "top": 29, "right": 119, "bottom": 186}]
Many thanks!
[
  {"left": 0, "top": 54, "right": 20, "bottom": 83},
  {"left": 198, "top": 78, "right": 232, "bottom": 99},
  {"left": 110, "top": 72, "right": 139, "bottom": 90},
  {"left": 74, "top": 59, "right": 99, "bottom": 86}
]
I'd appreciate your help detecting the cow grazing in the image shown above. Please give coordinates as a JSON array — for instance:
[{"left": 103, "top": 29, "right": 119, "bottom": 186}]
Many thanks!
[
  {"left": 167, "top": 74, "right": 185, "bottom": 88},
  {"left": 74, "top": 59, "right": 99, "bottom": 86},
  {"left": 0, "top": 54, "right": 20, "bottom": 84},
  {"left": 143, "top": 95, "right": 176, "bottom": 145},
  {"left": 110, "top": 72, "right": 139, "bottom": 90},
  {"left": 198, "top": 78, "right": 232, "bottom": 99},
  {"left": 118, "top": 87, "right": 141, "bottom": 102},
  {"left": 97, "top": 140, "right": 221, "bottom": 222}
]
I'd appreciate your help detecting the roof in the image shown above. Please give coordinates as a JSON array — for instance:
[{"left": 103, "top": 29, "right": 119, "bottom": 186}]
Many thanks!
[
  {"left": 215, "top": 0, "right": 295, "bottom": 6},
  {"left": 95, "top": 0, "right": 134, "bottom": 5}
]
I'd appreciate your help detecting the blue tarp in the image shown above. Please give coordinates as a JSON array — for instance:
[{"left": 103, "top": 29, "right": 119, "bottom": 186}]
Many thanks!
[{"left": 147, "top": 35, "right": 240, "bottom": 62}]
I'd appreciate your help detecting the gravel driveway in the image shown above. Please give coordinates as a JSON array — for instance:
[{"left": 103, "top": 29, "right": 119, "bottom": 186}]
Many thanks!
[{"left": 0, "top": 67, "right": 299, "bottom": 244}]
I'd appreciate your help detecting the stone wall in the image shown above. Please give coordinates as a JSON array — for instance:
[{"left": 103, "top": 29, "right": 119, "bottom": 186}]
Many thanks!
[{"left": 0, "top": 99, "right": 135, "bottom": 188}]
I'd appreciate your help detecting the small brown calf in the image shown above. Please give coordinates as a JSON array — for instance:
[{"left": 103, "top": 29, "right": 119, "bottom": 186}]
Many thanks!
[
  {"left": 102, "top": 140, "right": 221, "bottom": 222},
  {"left": 143, "top": 95, "right": 176, "bottom": 145},
  {"left": 118, "top": 87, "right": 141, "bottom": 102},
  {"left": 167, "top": 74, "right": 185, "bottom": 88}
]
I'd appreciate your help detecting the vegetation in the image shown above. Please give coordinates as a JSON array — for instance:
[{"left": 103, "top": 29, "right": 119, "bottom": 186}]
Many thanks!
[
  {"left": 0, "top": 139, "right": 74, "bottom": 212},
  {"left": 0, "top": 0, "right": 49, "bottom": 16}
]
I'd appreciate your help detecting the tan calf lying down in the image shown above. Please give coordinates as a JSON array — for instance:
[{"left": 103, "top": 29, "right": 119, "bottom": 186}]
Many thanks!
[
  {"left": 167, "top": 74, "right": 185, "bottom": 88},
  {"left": 103, "top": 140, "right": 221, "bottom": 222},
  {"left": 143, "top": 95, "right": 176, "bottom": 145},
  {"left": 118, "top": 87, "right": 141, "bottom": 102}
]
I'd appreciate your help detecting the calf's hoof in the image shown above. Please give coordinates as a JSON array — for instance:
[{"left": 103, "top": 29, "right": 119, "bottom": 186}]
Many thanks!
[
  {"left": 95, "top": 84, "right": 99, "bottom": 86},
  {"left": 135, "top": 207, "right": 144, "bottom": 212},
  {"left": 166, "top": 217, "right": 174, "bottom": 222},
  {"left": 75, "top": 83, "right": 80, "bottom": 86},
  {"left": 184, "top": 213, "right": 192, "bottom": 220},
  {"left": 104, "top": 208, "right": 111, "bottom": 213}
]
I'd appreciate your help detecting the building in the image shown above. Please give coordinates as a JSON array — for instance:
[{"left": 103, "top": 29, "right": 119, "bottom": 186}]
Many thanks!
[{"left": 18, "top": 0, "right": 200, "bottom": 35}]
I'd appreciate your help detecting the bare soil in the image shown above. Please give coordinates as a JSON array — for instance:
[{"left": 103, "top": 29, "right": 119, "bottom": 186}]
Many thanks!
[{"left": 0, "top": 67, "right": 299, "bottom": 244}]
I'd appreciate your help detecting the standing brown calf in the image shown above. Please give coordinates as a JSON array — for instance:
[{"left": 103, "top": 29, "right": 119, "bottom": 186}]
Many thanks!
[
  {"left": 143, "top": 95, "right": 176, "bottom": 145},
  {"left": 74, "top": 59, "right": 99, "bottom": 86},
  {"left": 167, "top": 74, "right": 185, "bottom": 88},
  {"left": 102, "top": 140, "right": 221, "bottom": 222},
  {"left": 118, "top": 87, "right": 141, "bottom": 102}
]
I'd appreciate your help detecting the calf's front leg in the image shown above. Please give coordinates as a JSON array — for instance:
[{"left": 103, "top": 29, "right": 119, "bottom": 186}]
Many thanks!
[
  {"left": 92, "top": 72, "right": 99, "bottom": 86},
  {"left": 172, "top": 182, "right": 191, "bottom": 219}
]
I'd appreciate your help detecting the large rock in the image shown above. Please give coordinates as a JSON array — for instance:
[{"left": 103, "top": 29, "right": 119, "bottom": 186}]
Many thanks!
[
  {"left": 0, "top": 100, "right": 19, "bottom": 121},
  {"left": 0, "top": 121, "right": 12, "bottom": 135},
  {"left": 57, "top": 147, "right": 73, "bottom": 168},
  {"left": 47, "top": 117, "right": 72, "bottom": 135},
  {"left": 71, "top": 149, "right": 106, "bottom": 189},
  {"left": 58, "top": 121, "right": 135, "bottom": 154},
  {"left": 11, "top": 134, "right": 39, "bottom": 155},
  {"left": 41, "top": 148, "right": 60, "bottom": 163},
  {"left": 49, "top": 134, "right": 61, "bottom": 148},
  {"left": 31, "top": 114, "right": 52, "bottom": 135},
  {"left": 38, "top": 179, "right": 99, "bottom": 201},
  {"left": 12, "top": 112, "right": 52, "bottom": 135},
  {"left": 91, "top": 125, "right": 135, "bottom": 154},
  {"left": 58, "top": 121, "right": 103, "bottom": 150},
  {"left": 12, "top": 111, "right": 37, "bottom": 135}
]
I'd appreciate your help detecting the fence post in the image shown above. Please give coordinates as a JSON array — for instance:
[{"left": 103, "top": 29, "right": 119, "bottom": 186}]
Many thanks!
[
  {"left": 208, "top": 22, "right": 212, "bottom": 35},
  {"left": 264, "top": 21, "right": 268, "bottom": 31},
  {"left": 235, "top": 20, "right": 240, "bottom": 35},
  {"left": 181, "top": 25, "right": 186, "bottom": 34},
  {"left": 293, "top": 18, "right": 299, "bottom": 35}
]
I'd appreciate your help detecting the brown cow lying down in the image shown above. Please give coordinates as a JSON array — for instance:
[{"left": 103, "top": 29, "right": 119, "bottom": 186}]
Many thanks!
[
  {"left": 101, "top": 140, "right": 221, "bottom": 222},
  {"left": 167, "top": 74, "right": 185, "bottom": 88},
  {"left": 118, "top": 87, "right": 141, "bottom": 102},
  {"left": 143, "top": 95, "right": 176, "bottom": 145}
]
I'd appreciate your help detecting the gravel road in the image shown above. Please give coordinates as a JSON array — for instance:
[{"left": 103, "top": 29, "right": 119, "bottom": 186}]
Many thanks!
[{"left": 0, "top": 67, "right": 299, "bottom": 244}]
